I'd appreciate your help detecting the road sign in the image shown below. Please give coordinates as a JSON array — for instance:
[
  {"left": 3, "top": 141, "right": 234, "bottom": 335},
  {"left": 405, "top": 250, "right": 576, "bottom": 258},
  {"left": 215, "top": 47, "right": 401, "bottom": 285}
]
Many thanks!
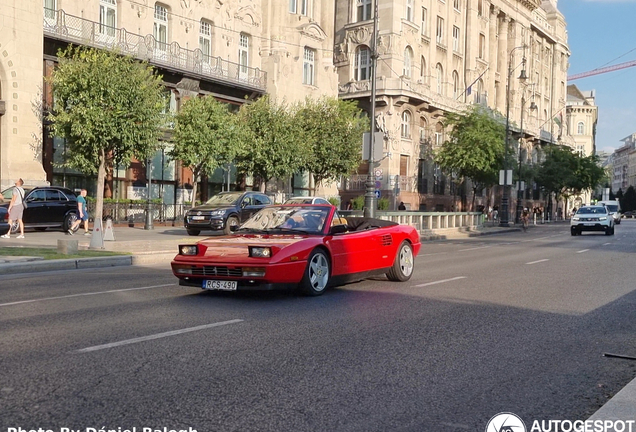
[
  {"left": 374, "top": 168, "right": 383, "bottom": 177},
  {"left": 375, "top": 181, "right": 381, "bottom": 189},
  {"left": 374, "top": 190, "right": 381, "bottom": 198},
  {"left": 362, "top": 132, "right": 384, "bottom": 161}
]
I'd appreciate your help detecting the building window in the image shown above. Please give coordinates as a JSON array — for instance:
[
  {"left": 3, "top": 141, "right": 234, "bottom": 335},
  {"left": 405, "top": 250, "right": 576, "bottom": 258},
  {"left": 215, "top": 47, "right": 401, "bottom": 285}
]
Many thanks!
[
  {"left": 452, "top": 26, "right": 460, "bottom": 52},
  {"left": 577, "top": 121, "right": 585, "bottom": 135},
  {"left": 400, "top": 155, "right": 409, "bottom": 176},
  {"left": 299, "top": 0, "right": 311, "bottom": 16},
  {"left": 357, "top": 0, "right": 372, "bottom": 21},
  {"left": 303, "top": 47, "right": 315, "bottom": 85},
  {"left": 452, "top": 71, "right": 459, "bottom": 99},
  {"left": 153, "top": 4, "right": 168, "bottom": 50},
  {"left": 436, "top": 63, "right": 443, "bottom": 95},
  {"left": 406, "top": 0, "right": 413, "bottom": 22},
  {"left": 99, "top": 0, "right": 116, "bottom": 37},
  {"left": 44, "top": 0, "right": 57, "bottom": 19},
  {"left": 239, "top": 33, "right": 249, "bottom": 78},
  {"left": 420, "top": 56, "right": 427, "bottom": 81},
  {"left": 401, "top": 111, "right": 412, "bottom": 138},
  {"left": 453, "top": 0, "right": 460, "bottom": 11},
  {"left": 289, "top": 0, "right": 297, "bottom": 13},
  {"left": 199, "top": 20, "right": 212, "bottom": 62},
  {"left": 355, "top": 46, "right": 372, "bottom": 81},
  {"left": 479, "top": 33, "right": 486, "bottom": 59},
  {"left": 477, "top": 0, "right": 483, "bottom": 16},
  {"left": 403, "top": 46, "right": 413, "bottom": 78},
  {"left": 421, "top": 7, "right": 427, "bottom": 36},
  {"left": 436, "top": 16, "right": 444, "bottom": 44}
]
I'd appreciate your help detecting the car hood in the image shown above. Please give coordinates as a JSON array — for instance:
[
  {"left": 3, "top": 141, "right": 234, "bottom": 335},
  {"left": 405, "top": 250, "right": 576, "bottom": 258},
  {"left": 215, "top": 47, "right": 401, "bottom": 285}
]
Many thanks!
[
  {"left": 188, "top": 204, "right": 235, "bottom": 212},
  {"left": 196, "top": 234, "right": 309, "bottom": 258}
]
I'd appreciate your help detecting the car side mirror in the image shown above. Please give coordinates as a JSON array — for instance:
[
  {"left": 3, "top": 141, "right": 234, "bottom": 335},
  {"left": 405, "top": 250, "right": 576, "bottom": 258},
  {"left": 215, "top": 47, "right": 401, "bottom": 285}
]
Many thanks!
[{"left": 330, "top": 224, "right": 348, "bottom": 235}]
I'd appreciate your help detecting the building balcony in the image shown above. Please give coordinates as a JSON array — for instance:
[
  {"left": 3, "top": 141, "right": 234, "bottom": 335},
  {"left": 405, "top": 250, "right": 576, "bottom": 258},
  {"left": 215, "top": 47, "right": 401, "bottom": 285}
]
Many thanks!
[
  {"left": 43, "top": 8, "right": 267, "bottom": 93},
  {"left": 341, "top": 174, "right": 418, "bottom": 193}
]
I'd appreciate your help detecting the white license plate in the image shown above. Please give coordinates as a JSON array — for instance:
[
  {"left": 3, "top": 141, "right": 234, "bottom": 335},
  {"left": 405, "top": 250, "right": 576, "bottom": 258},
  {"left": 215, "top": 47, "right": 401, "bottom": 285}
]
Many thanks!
[
  {"left": 192, "top": 216, "right": 205, "bottom": 220},
  {"left": 584, "top": 223, "right": 595, "bottom": 226},
  {"left": 203, "top": 280, "right": 238, "bottom": 291}
]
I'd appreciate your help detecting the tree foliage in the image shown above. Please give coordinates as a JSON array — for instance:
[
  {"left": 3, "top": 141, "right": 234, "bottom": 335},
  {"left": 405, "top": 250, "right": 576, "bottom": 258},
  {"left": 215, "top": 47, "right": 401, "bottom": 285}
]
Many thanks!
[
  {"left": 435, "top": 105, "right": 505, "bottom": 209},
  {"left": 234, "top": 96, "right": 307, "bottom": 191},
  {"left": 47, "top": 46, "right": 165, "bottom": 222},
  {"left": 170, "top": 96, "right": 244, "bottom": 207},
  {"left": 535, "top": 145, "right": 605, "bottom": 202},
  {"left": 295, "top": 97, "right": 367, "bottom": 191}
]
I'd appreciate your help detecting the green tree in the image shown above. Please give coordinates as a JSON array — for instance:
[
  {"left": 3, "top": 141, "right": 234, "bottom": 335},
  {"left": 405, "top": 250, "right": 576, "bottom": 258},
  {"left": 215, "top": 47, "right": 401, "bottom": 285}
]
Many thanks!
[
  {"left": 47, "top": 46, "right": 165, "bottom": 222},
  {"left": 170, "top": 96, "right": 244, "bottom": 208},
  {"left": 235, "top": 96, "right": 307, "bottom": 192},
  {"left": 435, "top": 105, "right": 505, "bottom": 210},
  {"left": 295, "top": 97, "right": 367, "bottom": 193}
]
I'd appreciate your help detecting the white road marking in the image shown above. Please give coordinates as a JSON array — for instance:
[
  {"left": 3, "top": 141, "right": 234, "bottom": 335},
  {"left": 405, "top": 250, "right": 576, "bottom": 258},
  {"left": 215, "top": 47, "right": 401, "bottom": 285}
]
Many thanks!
[
  {"left": 0, "top": 284, "right": 176, "bottom": 307},
  {"left": 532, "top": 236, "right": 551, "bottom": 241},
  {"left": 576, "top": 249, "right": 590, "bottom": 254},
  {"left": 415, "top": 276, "right": 466, "bottom": 287},
  {"left": 417, "top": 252, "right": 448, "bottom": 257},
  {"left": 458, "top": 246, "right": 491, "bottom": 252},
  {"left": 526, "top": 259, "right": 549, "bottom": 265},
  {"left": 602, "top": 243, "right": 612, "bottom": 246},
  {"left": 76, "top": 319, "right": 244, "bottom": 353}
]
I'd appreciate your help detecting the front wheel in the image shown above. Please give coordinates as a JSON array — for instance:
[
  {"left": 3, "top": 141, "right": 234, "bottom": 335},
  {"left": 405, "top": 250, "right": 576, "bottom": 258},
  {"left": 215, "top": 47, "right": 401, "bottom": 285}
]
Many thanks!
[
  {"left": 299, "top": 249, "right": 330, "bottom": 296},
  {"left": 386, "top": 241, "right": 414, "bottom": 282},
  {"left": 224, "top": 215, "right": 239, "bottom": 235},
  {"left": 186, "top": 228, "right": 200, "bottom": 236}
]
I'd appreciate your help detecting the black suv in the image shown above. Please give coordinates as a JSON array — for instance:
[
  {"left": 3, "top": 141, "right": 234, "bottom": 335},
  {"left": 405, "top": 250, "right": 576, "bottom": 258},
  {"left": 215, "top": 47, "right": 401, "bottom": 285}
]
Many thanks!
[
  {"left": 0, "top": 186, "right": 78, "bottom": 233},
  {"left": 184, "top": 191, "right": 272, "bottom": 236}
]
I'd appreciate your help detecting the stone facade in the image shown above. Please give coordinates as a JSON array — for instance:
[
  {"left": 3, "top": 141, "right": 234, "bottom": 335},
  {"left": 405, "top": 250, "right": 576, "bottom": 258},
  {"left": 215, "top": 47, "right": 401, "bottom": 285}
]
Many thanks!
[{"left": 334, "top": 0, "right": 570, "bottom": 211}]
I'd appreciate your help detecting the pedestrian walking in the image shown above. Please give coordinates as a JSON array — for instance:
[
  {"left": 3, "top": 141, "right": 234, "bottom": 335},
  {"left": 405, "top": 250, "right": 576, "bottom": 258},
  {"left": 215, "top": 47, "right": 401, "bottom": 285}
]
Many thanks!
[
  {"left": 1, "top": 178, "right": 26, "bottom": 239},
  {"left": 398, "top": 201, "right": 406, "bottom": 211},
  {"left": 68, "top": 189, "right": 91, "bottom": 236}
]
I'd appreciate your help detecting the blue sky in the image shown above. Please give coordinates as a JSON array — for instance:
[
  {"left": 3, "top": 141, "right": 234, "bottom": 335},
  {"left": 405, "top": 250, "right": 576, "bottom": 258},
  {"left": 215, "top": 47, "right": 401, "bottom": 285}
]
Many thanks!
[{"left": 559, "top": 0, "right": 636, "bottom": 153}]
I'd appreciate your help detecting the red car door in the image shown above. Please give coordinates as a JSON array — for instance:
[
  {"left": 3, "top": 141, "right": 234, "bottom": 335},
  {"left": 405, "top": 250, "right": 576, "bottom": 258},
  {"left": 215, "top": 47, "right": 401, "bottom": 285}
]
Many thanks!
[{"left": 328, "top": 229, "right": 394, "bottom": 276}]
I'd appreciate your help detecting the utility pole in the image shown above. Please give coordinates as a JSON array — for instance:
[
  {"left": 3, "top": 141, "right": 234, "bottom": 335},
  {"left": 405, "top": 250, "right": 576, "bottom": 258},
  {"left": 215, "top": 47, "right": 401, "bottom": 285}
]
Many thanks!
[{"left": 364, "top": 0, "right": 379, "bottom": 218}]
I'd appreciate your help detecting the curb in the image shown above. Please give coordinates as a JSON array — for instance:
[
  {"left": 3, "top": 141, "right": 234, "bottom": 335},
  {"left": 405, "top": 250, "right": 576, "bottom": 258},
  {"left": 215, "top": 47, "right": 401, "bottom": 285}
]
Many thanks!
[{"left": 0, "top": 253, "right": 176, "bottom": 275}]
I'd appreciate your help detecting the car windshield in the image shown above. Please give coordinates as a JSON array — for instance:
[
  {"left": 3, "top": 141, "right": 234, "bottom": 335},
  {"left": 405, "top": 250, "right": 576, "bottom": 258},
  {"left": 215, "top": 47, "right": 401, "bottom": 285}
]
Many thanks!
[
  {"left": 604, "top": 205, "right": 619, "bottom": 213},
  {"left": 577, "top": 207, "right": 607, "bottom": 214},
  {"left": 238, "top": 206, "right": 331, "bottom": 234},
  {"left": 205, "top": 192, "right": 243, "bottom": 205}
]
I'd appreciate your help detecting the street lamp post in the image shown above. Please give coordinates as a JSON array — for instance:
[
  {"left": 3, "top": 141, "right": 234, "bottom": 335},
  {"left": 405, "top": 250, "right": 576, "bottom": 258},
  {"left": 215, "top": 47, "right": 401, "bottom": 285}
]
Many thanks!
[
  {"left": 500, "top": 45, "right": 527, "bottom": 227},
  {"left": 364, "top": 0, "right": 379, "bottom": 218},
  {"left": 515, "top": 92, "right": 537, "bottom": 224}
]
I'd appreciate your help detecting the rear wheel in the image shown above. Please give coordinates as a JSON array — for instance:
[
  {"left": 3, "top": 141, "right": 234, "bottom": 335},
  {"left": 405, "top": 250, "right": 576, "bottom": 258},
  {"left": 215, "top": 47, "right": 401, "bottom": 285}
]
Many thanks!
[
  {"left": 186, "top": 228, "right": 200, "bottom": 236},
  {"left": 224, "top": 215, "right": 239, "bottom": 235},
  {"left": 386, "top": 241, "right": 414, "bottom": 282},
  {"left": 299, "top": 249, "right": 330, "bottom": 296},
  {"left": 63, "top": 213, "right": 77, "bottom": 232},
  {"left": 10, "top": 221, "right": 19, "bottom": 234}
]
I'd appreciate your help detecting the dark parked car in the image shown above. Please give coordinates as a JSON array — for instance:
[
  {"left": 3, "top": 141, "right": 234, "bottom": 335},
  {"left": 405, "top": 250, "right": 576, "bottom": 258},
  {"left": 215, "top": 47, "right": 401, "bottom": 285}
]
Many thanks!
[
  {"left": 0, "top": 186, "right": 78, "bottom": 233},
  {"left": 0, "top": 206, "right": 9, "bottom": 236},
  {"left": 184, "top": 191, "right": 272, "bottom": 236}
]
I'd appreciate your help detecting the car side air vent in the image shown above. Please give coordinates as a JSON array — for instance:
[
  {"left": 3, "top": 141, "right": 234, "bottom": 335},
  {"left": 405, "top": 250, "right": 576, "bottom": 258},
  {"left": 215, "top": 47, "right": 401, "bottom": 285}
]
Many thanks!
[{"left": 380, "top": 234, "right": 392, "bottom": 246}]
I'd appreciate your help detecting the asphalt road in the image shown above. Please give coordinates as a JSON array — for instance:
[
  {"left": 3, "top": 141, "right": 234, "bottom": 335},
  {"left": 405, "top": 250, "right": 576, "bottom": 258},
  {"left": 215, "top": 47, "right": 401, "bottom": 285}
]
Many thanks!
[{"left": 2, "top": 221, "right": 636, "bottom": 432}]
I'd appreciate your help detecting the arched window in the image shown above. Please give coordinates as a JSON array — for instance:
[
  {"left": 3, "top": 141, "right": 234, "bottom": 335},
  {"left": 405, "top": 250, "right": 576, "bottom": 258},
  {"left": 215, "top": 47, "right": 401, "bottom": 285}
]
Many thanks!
[
  {"left": 354, "top": 46, "right": 372, "bottom": 81},
  {"left": 420, "top": 56, "right": 427, "bottom": 81},
  {"left": 403, "top": 46, "right": 413, "bottom": 78},
  {"left": 435, "top": 122, "right": 444, "bottom": 146},
  {"left": 401, "top": 111, "right": 412, "bottom": 138},
  {"left": 436, "top": 63, "right": 443, "bottom": 95},
  {"left": 452, "top": 71, "right": 459, "bottom": 99},
  {"left": 419, "top": 117, "right": 428, "bottom": 144},
  {"left": 577, "top": 121, "right": 585, "bottom": 135}
]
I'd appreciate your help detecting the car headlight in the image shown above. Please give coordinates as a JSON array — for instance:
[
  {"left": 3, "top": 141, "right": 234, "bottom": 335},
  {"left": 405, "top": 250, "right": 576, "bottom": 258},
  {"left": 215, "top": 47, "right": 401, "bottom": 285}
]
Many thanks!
[
  {"left": 249, "top": 246, "right": 271, "bottom": 258},
  {"left": 179, "top": 245, "right": 198, "bottom": 256},
  {"left": 572, "top": 217, "right": 580, "bottom": 221},
  {"left": 172, "top": 264, "right": 193, "bottom": 275},
  {"left": 599, "top": 217, "right": 607, "bottom": 221},
  {"left": 210, "top": 209, "right": 227, "bottom": 216},
  {"left": 242, "top": 267, "right": 266, "bottom": 277}
]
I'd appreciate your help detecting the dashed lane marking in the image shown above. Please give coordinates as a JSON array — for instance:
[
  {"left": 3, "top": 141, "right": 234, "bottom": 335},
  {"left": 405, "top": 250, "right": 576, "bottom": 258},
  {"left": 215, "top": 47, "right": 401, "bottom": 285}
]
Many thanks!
[
  {"left": 526, "top": 259, "right": 549, "bottom": 265},
  {"left": 0, "top": 284, "right": 176, "bottom": 307},
  {"left": 458, "top": 246, "right": 491, "bottom": 252},
  {"left": 75, "top": 319, "right": 244, "bottom": 353},
  {"left": 576, "top": 249, "right": 590, "bottom": 254},
  {"left": 414, "top": 276, "right": 467, "bottom": 287}
]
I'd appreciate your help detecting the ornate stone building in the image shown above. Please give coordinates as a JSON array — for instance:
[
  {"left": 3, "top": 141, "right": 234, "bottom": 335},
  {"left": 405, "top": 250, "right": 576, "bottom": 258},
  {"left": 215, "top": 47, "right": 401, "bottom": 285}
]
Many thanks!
[
  {"left": 334, "top": 0, "right": 570, "bottom": 211},
  {"left": 0, "top": 0, "right": 338, "bottom": 199}
]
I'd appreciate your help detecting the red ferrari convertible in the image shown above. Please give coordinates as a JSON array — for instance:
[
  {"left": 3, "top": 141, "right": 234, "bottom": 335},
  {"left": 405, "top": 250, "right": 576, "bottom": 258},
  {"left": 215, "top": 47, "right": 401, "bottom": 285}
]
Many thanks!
[{"left": 171, "top": 205, "right": 421, "bottom": 296}]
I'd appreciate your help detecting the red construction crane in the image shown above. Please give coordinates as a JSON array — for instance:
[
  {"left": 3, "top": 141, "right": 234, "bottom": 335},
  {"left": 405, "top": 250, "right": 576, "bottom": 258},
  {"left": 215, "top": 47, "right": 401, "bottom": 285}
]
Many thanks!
[{"left": 568, "top": 59, "right": 636, "bottom": 81}]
